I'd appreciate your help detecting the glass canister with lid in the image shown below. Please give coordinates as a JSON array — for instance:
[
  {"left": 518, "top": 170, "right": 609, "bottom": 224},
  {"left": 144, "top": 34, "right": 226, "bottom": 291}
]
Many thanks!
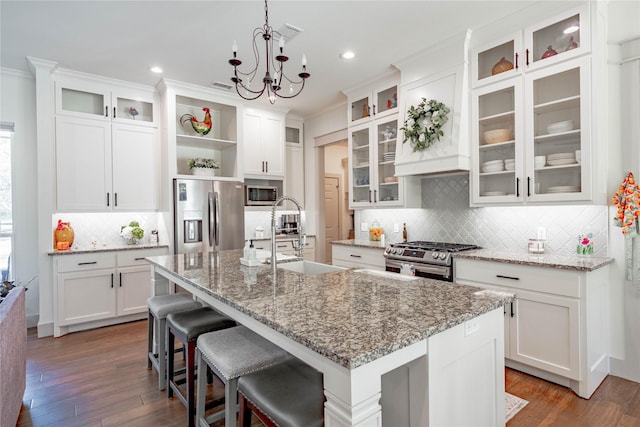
[{"left": 369, "top": 220, "right": 383, "bottom": 241}]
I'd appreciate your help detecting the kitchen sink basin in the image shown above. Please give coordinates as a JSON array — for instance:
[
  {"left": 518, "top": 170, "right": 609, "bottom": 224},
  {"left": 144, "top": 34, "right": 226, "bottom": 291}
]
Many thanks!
[{"left": 277, "top": 260, "right": 346, "bottom": 276}]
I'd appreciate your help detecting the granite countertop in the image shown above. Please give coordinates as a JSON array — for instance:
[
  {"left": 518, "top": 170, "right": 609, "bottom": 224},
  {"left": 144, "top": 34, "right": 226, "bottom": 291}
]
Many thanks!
[
  {"left": 454, "top": 249, "right": 614, "bottom": 272},
  {"left": 330, "top": 239, "right": 387, "bottom": 250},
  {"left": 147, "top": 250, "right": 513, "bottom": 369},
  {"left": 251, "top": 234, "right": 316, "bottom": 242},
  {"left": 48, "top": 244, "right": 169, "bottom": 256}
]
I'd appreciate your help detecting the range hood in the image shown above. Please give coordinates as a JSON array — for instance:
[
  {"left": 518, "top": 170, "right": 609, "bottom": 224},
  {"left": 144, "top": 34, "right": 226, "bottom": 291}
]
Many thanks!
[{"left": 393, "top": 31, "right": 471, "bottom": 177}]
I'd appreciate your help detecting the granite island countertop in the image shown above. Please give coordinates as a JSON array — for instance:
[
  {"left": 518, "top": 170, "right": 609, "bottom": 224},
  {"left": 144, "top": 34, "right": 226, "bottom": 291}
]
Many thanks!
[
  {"left": 146, "top": 249, "right": 513, "bottom": 369},
  {"left": 454, "top": 248, "right": 614, "bottom": 272}
]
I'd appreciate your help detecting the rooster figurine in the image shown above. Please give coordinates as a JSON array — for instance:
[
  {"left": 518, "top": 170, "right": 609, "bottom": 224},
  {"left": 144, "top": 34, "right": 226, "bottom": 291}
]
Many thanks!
[{"left": 180, "top": 107, "right": 212, "bottom": 136}]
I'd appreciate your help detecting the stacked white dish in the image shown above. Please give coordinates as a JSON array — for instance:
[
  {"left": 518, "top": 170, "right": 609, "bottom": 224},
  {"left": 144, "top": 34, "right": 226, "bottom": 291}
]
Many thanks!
[
  {"left": 547, "top": 152, "right": 576, "bottom": 166},
  {"left": 504, "top": 158, "right": 515, "bottom": 171},
  {"left": 481, "top": 159, "right": 505, "bottom": 173},
  {"left": 382, "top": 152, "right": 395, "bottom": 162},
  {"left": 546, "top": 185, "right": 581, "bottom": 193}
]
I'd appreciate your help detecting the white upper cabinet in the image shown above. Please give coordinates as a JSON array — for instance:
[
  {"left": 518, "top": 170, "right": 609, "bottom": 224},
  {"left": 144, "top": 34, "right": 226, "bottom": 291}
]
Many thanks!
[
  {"left": 243, "top": 108, "right": 285, "bottom": 178},
  {"left": 472, "top": 5, "right": 590, "bottom": 88},
  {"left": 54, "top": 73, "right": 159, "bottom": 212},
  {"left": 56, "top": 77, "right": 157, "bottom": 126},
  {"left": 347, "top": 76, "right": 399, "bottom": 126}
]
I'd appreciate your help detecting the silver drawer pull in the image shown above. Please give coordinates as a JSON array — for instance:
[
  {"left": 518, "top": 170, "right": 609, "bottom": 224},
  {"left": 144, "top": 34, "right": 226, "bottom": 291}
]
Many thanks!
[
  {"left": 78, "top": 261, "right": 98, "bottom": 266},
  {"left": 134, "top": 257, "right": 145, "bottom": 261},
  {"left": 349, "top": 254, "right": 362, "bottom": 258},
  {"left": 496, "top": 274, "right": 519, "bottom": 281}
]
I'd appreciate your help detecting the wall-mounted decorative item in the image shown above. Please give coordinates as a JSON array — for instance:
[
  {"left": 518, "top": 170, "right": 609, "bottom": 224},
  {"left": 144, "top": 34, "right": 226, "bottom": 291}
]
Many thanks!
[
  {"left": 180, "top": 107, "right": 212, "bottom": 136},
  {"left": 400, "top": 97, "right": 450, "bottom": 152}
]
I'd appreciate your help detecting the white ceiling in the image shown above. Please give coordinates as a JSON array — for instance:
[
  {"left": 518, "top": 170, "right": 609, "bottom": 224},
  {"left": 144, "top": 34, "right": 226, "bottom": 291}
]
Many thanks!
[{"left": 2, "top": 1, "right": 581, "bottom": 118}]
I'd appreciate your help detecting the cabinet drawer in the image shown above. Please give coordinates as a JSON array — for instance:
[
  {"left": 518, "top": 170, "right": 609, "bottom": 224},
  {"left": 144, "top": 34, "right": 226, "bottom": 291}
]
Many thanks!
[
  {"left": 332, "top": 244, "right": 385, "bottom": 269},
  {"left": 57, "top": 253, "right": 116, "bottom": 273},
  {"left": 455, "top": 259, "right": 580, "bottom": 298},
  {"left": 117, "top": 248, "right": 167, "bottom": 267}
]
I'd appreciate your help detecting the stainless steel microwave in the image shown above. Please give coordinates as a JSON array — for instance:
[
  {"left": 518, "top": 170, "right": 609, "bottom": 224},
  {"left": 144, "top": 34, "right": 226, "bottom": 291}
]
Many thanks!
[{"left": 245, "top": 185, "right": 278, "bottom": 206}]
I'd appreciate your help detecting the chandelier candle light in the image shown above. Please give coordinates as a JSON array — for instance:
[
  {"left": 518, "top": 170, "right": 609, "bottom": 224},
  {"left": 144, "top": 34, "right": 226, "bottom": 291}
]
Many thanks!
[{"left": 229, "top": 0, "right": 310, "bottom": 104}]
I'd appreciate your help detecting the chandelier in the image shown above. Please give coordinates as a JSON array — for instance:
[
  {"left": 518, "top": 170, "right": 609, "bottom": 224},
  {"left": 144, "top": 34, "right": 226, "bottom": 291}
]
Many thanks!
[{"left": 229, "top": 0, "right": 310, "bottom": 104}]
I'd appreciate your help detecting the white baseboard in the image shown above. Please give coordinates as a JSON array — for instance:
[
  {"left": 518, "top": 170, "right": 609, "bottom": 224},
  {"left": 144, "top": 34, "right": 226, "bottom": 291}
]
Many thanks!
[
  {"left": 26, "top": 314, "right": 39, "bottom": 329},
  {"left": 37, "top": 321, "right": 54, "bottom": 338},
  {"left": 610, "top": 356, "right": 640, "bottom": 383}
]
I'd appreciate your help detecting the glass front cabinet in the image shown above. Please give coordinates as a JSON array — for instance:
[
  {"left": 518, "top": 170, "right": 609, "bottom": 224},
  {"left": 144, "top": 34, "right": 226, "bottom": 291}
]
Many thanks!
[
  {"left": 349, "top": 116, "right": 404, "bottom": 208},
  {"left": 471, "top": 56, "right": 591, "bottom": 205},
  {"left": 472, "top": 5, "right": 589, "bottom": 88}
]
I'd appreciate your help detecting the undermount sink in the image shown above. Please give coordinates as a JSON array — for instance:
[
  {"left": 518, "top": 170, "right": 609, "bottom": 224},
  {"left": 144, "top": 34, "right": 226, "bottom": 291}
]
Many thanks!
[{"left": 277, "top": 260, "right": 346, "bottom": 276}]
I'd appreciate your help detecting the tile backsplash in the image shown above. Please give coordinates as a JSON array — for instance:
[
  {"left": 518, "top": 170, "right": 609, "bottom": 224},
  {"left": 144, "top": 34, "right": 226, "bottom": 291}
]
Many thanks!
[
  {"left": 355, "top": 175, "right": 609, "bottom": 257},
  {"left": 51, "top": 213, "right": 161, "bottom": 250}
]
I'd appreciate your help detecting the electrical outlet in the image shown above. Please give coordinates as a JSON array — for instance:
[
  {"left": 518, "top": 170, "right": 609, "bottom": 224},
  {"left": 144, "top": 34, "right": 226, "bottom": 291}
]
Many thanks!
[
  {"left": 393, "top": 224, "right": 400, "bottom": 233},
  {"left": 464, "top": 320, "right": 480, "bottom": 336},
  {"left": 537, "top": 226, "right": 546, "bottom": 240},
  {"left": 360, "top": 222, "right": 368, "bottom": 232}
]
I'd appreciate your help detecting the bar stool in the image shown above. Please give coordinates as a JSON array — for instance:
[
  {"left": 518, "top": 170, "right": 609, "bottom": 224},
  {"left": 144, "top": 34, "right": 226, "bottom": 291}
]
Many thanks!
[
  {"left": 237, "top": 357, "right": 324, "bottom": 427},
  {"left": 166, "top": 307, "right": 236, "bottom": 427},
  {"left": 147, "top": 293, "right": 202, "bottom": 390},
  {"left": 195, "top": 325, "right": 289, "bottom": 427}
]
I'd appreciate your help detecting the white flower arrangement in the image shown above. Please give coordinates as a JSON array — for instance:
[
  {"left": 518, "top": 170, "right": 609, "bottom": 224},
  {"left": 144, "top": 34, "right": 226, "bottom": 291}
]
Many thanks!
[
  {"left": 400, "top": 98, "right": 450, "bottom": 152},
  {"left": 120, "top": 220, "right": 144, "bottom": 244},
  {"left": 188, "top": 158, "right": 220, "bottom": 169}
]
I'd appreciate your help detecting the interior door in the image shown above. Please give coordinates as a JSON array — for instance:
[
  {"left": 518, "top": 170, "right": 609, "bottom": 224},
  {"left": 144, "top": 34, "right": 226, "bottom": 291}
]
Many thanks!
[{"left": 324, "top": 175, "right": 341, "bottom": 263}]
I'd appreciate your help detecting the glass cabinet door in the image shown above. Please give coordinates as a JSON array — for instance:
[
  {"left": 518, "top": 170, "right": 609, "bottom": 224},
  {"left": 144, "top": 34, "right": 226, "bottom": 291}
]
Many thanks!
[
  {"left": 114, "top": 95, "right": 155, "bottom": 124},
  {"left": 375, "top": 117, "right": 399, "bottom": 204},
  {"left": 525, "top": 6, "right": 589, "bottom": 70},
  {"left": 473, "top": 33, "right": 522, "bottom": 88},
  {"left": 526, "top": 57, "right": 589, "bottom": 200},
  {"left": 349, "top": 124, "right": 372, "bottom": 206},
  {"left": 58, "top": 86, "right": 109, "bottom": 119},
  {"left": 474, "top": 79, "right": 522, "bottom": 202}
]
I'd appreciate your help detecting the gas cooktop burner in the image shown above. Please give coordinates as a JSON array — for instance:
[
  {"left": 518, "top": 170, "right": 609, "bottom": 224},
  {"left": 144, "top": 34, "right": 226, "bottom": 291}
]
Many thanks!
[{"left": 390, "top": 241, "right": 480, "bottom": 252}]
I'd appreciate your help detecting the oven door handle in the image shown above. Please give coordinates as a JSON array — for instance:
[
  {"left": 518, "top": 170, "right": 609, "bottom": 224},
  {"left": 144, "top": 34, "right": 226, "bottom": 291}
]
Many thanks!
[{"left": 385, "top": 259, "right": 450, "bottom": 277}]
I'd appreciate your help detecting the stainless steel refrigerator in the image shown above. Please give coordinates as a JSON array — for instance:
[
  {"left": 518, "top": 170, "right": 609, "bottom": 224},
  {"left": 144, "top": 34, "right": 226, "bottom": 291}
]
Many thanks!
[{"left": 174, "top": 179, "right": 245, "bottom": 253}]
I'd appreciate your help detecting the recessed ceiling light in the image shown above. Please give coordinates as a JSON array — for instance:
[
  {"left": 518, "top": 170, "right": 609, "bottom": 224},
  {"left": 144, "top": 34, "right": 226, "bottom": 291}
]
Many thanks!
[
  {"left": 150, "top": 66, "right": 163, "bottom": 74},
  {"left": 563, "top": 25, "right": 579, "bottom": 34},
  {"left": 340, "top": 51, "right": 355, "bottom": 60}
]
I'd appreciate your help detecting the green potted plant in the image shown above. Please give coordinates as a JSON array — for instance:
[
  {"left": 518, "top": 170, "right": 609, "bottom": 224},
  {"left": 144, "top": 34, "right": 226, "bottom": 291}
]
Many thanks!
[
  {"left": 188, "top": 158, "right": 220, "bottom": 176},
  {"left": 120, "top": 220, "right": 144, "bottom": 245}
]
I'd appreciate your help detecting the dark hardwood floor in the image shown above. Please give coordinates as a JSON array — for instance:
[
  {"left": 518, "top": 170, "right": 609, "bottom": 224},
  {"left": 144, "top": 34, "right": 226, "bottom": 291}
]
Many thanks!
[{"left": 16, "top": 320, "right": 640, "bottom": 426}]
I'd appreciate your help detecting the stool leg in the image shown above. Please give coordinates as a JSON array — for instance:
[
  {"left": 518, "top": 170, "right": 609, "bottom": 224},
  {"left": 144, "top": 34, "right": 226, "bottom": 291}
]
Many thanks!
[
  {"left": 238, "top": 392, "right": 251, "bottom": 427},
  {"left": 167, "top": 328, "right": 175, "bottom": 398},
  {"left": 186, "top": 340, "right": 196, "bottom": 427},
  {"left": 147, "top": 310, "right": 153, "bottom": 370},
  {"left": 195, "top": 349, "right": 207, "bottom": 425},
  {"left": 225, "top": 377, "right": 238, "bottom": 427},
  {"left": 158, "top": 317, "right": 167, "bottom": 391}
]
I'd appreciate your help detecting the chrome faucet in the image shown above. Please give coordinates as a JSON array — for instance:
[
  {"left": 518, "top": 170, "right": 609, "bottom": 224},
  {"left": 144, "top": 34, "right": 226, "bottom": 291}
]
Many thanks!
[{"left": 270, "top": 195, "right": 305, "bottom": 269}]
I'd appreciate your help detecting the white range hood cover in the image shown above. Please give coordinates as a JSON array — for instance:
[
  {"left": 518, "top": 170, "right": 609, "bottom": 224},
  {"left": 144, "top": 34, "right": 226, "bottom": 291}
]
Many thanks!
[{"left": 393, "top": 31, "right": 471, "bottom": 177}]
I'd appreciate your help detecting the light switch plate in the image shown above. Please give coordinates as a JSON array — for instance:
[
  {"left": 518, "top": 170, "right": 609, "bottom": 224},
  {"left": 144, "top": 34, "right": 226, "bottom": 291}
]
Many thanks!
[
  {"left": 393, "top": 223, "right": 399, "bottom": 233},
  {"left": 360, "top": 222, "right": 368, "bottom": 232},
  {"left": 464, "top": 319, "right": 480, "bottom": 336}
]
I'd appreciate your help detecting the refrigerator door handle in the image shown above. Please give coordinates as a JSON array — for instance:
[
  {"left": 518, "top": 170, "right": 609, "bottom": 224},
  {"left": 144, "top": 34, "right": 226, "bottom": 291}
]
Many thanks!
[
  {"left": 213, "top": 191, "right": 220, "bottom": 247},
  {"left": 208, "top": 192, "right": 215, "bottom": 247}
]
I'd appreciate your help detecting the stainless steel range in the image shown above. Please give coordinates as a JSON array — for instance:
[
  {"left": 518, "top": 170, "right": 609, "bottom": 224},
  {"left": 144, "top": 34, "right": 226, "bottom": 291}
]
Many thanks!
[{"left": 384, "top": 241, "right": 480, "bottom": 281}]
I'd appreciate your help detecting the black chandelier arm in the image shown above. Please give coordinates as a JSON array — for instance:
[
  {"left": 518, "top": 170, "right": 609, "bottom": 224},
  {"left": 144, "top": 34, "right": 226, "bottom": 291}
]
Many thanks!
[
  {"left": 270, "top": 78, "right": 307, "bottom": 100},
  {"left": 233, "top": 81, "right": 268, "bottom": 101}
]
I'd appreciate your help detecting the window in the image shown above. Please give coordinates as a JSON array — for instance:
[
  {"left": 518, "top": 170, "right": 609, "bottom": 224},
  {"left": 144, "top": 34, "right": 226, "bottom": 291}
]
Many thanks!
[{"left": 0, "top": 122, "right": 14, "bottom": 282}]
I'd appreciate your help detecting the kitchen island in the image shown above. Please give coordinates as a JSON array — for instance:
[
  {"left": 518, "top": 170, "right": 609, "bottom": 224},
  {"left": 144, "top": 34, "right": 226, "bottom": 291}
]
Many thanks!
[{"left": 147, "top": 250, "right": 514, "bottom": 426}]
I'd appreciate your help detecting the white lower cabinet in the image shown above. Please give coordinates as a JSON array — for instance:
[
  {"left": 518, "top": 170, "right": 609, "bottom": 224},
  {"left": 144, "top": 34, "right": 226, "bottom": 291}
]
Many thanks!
[
  {"left": 252, "top": 237, "right": 315, "bottom": 261},
  {"left": 54, "top": 247, "right": 167, "bottom": 337},
  {"left": 331, "top": 244, "right": 385, "bottom": 270},
  {"left": 454, "top": 258, "right": 609, "bottom": 398}
]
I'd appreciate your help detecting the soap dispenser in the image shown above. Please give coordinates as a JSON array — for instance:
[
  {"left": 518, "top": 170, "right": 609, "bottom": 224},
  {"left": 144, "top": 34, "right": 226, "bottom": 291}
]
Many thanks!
[
  {"left": 249, "top": 240, "right": 256, "bottom": 260},
  {"left": 243, "top": 240, "right": 250, "bottom": 260}
]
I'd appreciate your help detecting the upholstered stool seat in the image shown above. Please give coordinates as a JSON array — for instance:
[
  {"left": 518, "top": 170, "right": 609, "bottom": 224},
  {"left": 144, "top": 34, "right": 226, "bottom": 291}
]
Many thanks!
[
  {"left": 195, "top": 325, "right": 289, "bottom": 427},
  {"left": 147, "top": 293, "right": 202, "bottom": 390},
  {"left": 237, "top": 357, "right": 324, "bottom": 427},
  {"left": 167, "top": 307, "right": 236, "bottom": 427}
]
